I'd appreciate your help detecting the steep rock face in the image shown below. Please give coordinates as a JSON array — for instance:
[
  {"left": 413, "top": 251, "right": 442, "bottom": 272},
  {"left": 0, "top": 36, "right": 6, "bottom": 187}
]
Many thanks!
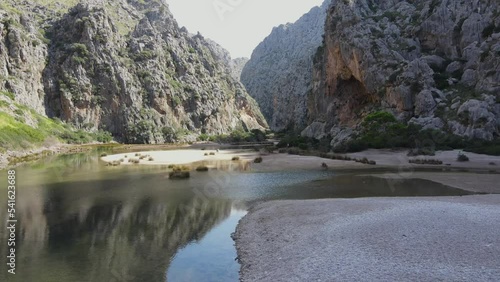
[
  {"left": 0, "top": 0, "right": 267, "bottom": 144},
  {"left": 0, "top": 2, "right": 56, "bottom": 114},
  {"left": 229, "top": 57, "right": 248, "bottom": 81},
  {"left": 241, "top": 0, "right": 330, "bottom": 131},
  {"left": 306, "top": 0, "right": 500, "bottom": 146}
]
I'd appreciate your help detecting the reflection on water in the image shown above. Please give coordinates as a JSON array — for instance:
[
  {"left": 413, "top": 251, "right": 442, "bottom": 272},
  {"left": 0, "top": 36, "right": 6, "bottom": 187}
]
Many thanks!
[
  {"left": 167, "top": 209, "right": 247, "bottom": 282},
  {"left": 276, "top": 174, "right": 476, "bottom": 200},
  {"left": 0, "top": 149, "right": 478, "bottom": 281}
]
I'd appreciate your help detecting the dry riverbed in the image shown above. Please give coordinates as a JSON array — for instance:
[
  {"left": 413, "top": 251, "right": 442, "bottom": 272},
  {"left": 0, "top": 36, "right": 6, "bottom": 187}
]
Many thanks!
[
  {"left": 234, "top": 196, "right": 500, "bottom": 281},
  {"left": 229, "top": 149, "right": 500, "bottom": 282}
]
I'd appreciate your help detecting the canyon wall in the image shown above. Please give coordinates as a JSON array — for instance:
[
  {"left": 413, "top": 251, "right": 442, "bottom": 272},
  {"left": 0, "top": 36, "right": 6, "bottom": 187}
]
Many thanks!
[
  {"left": 0, "top": 0, "right": 267, "bottom": 144},
  {"left": 304, "top": 0, "right": 499, "bottom": 147}
]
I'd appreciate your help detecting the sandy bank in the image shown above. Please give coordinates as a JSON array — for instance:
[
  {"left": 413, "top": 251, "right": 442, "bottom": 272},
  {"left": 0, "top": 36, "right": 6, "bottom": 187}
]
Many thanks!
[
  {"left": 235, "top": 195, "right": 500, "bottom": 282},
  {"left": 101, "top": 149, "right": 260, "bottom": 166},
  {"left": 346, "top": 149, "right": 500, "bottom": 169},
  {"left": 101, "top": 148, "right": 368, "bottom": 170},
  {"left": 101, "top": 148, "right": 500, "bottom": 172}
]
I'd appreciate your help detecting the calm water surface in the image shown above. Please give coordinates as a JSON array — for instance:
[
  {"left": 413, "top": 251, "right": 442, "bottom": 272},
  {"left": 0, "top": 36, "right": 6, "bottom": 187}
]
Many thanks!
[{"left": 0, "top": 149, "right": 474, "bottom": 281}]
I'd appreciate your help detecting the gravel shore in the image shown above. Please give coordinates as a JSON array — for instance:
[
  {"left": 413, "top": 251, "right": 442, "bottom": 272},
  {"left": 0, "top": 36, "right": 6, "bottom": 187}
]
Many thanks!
[
  {"left": 235, "top": 195, "right": 500, "bottom": 282},
  {"left": 101, "top": 148, "right": 500, "bottom": 172}
]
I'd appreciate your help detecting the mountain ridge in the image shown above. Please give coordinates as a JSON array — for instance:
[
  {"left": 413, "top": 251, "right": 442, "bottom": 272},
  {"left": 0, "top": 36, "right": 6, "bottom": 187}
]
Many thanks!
[
  {"left": 241, "top": 0, "right": 331, "bottom": 132},
  {"left": 0, "top": 0, "right": 267, "bottom": 148}
]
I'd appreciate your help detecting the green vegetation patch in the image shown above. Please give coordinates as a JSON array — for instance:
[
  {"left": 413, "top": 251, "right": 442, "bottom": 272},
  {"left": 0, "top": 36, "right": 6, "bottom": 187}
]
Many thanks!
[
  {"left": 0, "top": 91, "right": 15, "bottom": 100},
  {"left": 0, "top": 3, "right": 22, "bottom": 15},
  {"left": 197, "top": 129, "right": 268, "bottom": 144},
  {"left": 0, "top": 107, "right": 113, "bottom": 150},
  {"left": 335, "top": 111, "right": 473, "bottom": 153},
  {"left": 464, "top": 140, "right": 500, "bottom": 156},
  {"left": 0, "top": 112, "right": 46, "bottom": 149},
  {"left": 31, "top": 0, "right": 79, "bottom": 12},
  {"left": 330, "top": 111, "right": 500, "bottom": 155}
]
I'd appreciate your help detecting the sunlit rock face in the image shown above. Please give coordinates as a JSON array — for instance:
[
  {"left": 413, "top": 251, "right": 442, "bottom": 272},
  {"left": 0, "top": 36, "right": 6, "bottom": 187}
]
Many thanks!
[
  {"left": 305, "top": 0, "right": 500, "bottom": 145},
  {"left": 241, "top": 0, "right": 331, "bottom": 132},
  {"left": 0, "top": 0, "right": 267, "bottom": 144}
]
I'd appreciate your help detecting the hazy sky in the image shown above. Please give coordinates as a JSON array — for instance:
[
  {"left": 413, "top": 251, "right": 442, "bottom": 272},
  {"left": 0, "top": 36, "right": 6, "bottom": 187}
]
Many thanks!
[{"left": 167, "top": 0, "right": 324, "bottom": 58}]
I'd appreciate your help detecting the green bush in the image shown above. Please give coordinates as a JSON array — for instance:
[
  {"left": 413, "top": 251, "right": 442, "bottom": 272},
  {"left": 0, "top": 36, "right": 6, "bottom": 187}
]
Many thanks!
[
  {"left": 171, "top": 165, "right": 190, "bottom": 172},
  {"left": 464, "top": 140, "right": 500, "bottom": 156},
  {"left": 70, "top": 43, "right": 89, "bottom": 57},
  {"left": 72, "top": 56, "right": 86, "bottom": 65},
  {"left": 277, "top": 135, "right": 309, "bottom": 148},
  {"left": 133, "top": 50, "right": 156, "bottom": 61},
  {"left": 363, "top": 111, "right": 397, "bottom": 124},
  {"left": 457, "top": 152, "right": 469, "bottom": 162},
  {"left": 250, "top": 129, "right": 266, "bottom": 142},
  {"left": 169, "top": 171, "right": 190, "bottom": 179},
  {"left": 196, "top": 165, "right": 209, "bottom": 172},
  {"left": 198, "top": 133, "right": 209, "bottom": 141},
  {"left": 59, "top": 130, "right": 92, "bottom": 144},
  {"left": 95, "top": 130, "right": 113, "bottom": 143},
  {"left": 127, "top": 120, "right": 156, "bottom": 143},
  {"left": 229, "top": 129, "right": 252, "bottom": 142},
  {"left": 298, "top": 143, "right": 309, "bottom": 150}
]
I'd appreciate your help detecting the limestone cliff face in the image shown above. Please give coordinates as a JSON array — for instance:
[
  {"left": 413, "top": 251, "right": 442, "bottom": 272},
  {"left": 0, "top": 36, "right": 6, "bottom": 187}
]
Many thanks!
[
  {"left": 241, "top": 0, "right": 330, "bottom": 131},
  {"left": 0, "top": 1, "right": 54, "bottom": 115},
  {"left": 229, "top": 57, "right": 248, "bottom": 81},
  {"left": 305, "top": 0, "right": 500, "bottom": 146},
  {"left": 0, "top": 0, "right": 267, "bottom": 144}
]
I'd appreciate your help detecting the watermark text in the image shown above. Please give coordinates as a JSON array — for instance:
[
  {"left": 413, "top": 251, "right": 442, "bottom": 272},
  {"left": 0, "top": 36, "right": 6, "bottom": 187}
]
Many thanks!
[{"left": 6, "top": 170, "right": 17, "bottom": 275}]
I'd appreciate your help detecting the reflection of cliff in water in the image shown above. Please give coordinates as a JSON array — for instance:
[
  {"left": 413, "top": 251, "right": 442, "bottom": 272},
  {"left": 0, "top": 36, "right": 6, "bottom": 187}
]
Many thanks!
[
  {"left": 81, "top": 197, "right": 231, "bottom": 282},
  {"left": 0, "top": 180, "right": 232, "bottom": 282}
]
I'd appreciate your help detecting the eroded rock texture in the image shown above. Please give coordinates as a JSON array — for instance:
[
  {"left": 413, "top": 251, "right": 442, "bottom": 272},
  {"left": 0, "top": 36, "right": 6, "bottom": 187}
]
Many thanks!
[
  {"left": 0, "top": 0, "right": 267, "bottom": 143},
  {"left": 241, "top": 0, "right": 330, "bottom": 131},
  {"left": 305, "top": 0, "right": 499, "bottom": 146}
]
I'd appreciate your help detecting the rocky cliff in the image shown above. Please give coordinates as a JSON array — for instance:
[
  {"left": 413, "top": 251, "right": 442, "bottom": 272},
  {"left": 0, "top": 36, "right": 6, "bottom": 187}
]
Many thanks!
[
  {"left": 0, "top": 0, "right": 267, "bottom": 145},
  {"left": 241, "top": 0, "right": 330, "bottom": 131},
  {"left": 304, "top": 0, "right": 500, "bottom": 147},
  {"left": 229, "top": 57, "right": 248, "bottom": 81}
]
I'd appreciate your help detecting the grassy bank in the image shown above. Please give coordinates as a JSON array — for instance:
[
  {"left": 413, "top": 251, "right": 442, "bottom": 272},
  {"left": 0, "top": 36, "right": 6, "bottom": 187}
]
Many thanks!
[{"left": 0, "top": 95, "right": 112, "bottom": 152}]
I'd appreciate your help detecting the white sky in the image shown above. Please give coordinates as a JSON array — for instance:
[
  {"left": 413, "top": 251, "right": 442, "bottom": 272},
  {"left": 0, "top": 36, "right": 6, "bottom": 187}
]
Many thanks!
[{"left": 167, "top": 0, "right": 324, "bottom": 58}]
